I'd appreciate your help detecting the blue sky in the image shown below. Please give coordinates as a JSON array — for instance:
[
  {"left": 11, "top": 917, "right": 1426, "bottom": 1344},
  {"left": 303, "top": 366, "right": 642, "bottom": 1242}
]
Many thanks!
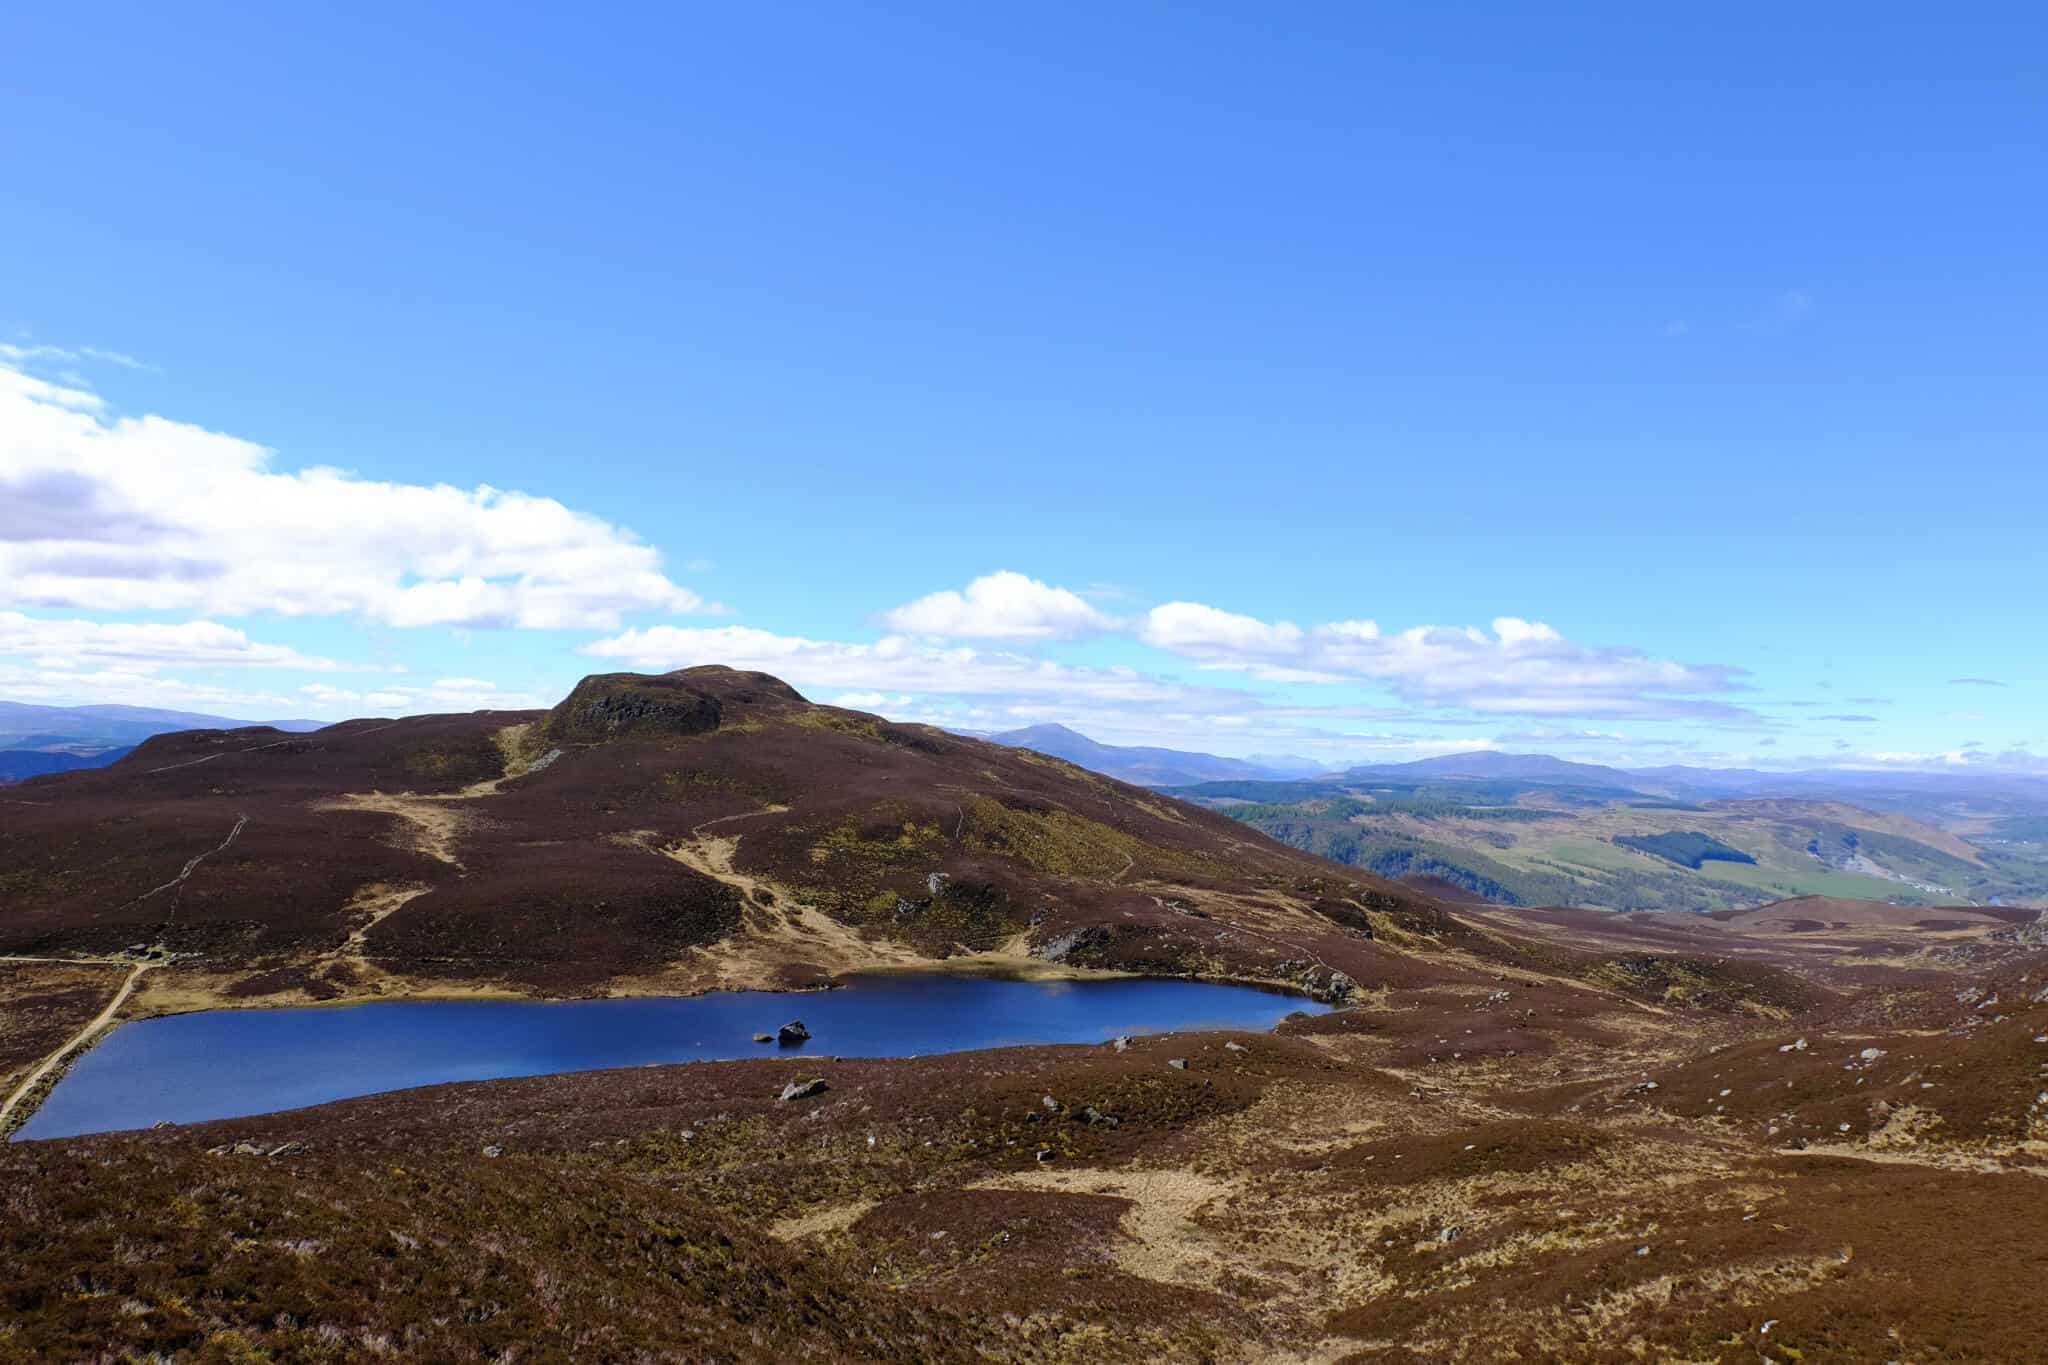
[{"left": 3, "top": 2, "right": 2042, "bottom": 769}]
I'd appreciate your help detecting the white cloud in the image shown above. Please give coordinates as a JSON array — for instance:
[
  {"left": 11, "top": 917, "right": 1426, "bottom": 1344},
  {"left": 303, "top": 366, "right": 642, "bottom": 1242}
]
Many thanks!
[
  {"left": 830, "top": 691, "right": 890, "bottom": 708},
  {"left": 1141, "top": 601, "right": 1308, "bottom": 657},
  {"left": 882, "top": 571, "right": 1120, "bottom": 641},
  {"left": 582, "top": 625, "right": 1202, "bottom": 706},
  {"left": 0, "top": 363, "right": 714, "bottom": 630},
  {"left": 0, "top": 662, "right": 306, "bottom": 715},
  {"left": 1862, "top": 750, "right": 1970, "bottom": 767},
  {"left": 1138, "top": 603, "right": 1751, "bottom": 722},
  {"left": 579, "top": 623, "right": 1617, "bottom": 762},
  {"left": 298, "top": 677, "right": 552, "bottom": 713},
  {"left": 0, "top": 612, "right": 343, "bottom": 672}
]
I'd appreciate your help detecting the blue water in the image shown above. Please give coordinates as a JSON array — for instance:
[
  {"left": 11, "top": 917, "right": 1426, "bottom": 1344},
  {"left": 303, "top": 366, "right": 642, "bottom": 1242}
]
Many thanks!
[{"left": 15, "top": 974, "right": 1324, "bottom": 1140}]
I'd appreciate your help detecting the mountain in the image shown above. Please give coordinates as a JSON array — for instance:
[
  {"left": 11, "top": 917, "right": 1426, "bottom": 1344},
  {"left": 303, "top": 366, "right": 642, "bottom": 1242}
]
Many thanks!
[
  {"left": 0, "top": 668, "right": 1474, "bottom": 1004},
  {"left": 9, "top": 667, "right": 2048, "bottom": 1360},
  {"left": 0, "top": 700, "right": 326, "bottom": 746},
  {"left": 0, "top": 746, "right": 136, "bottom": 782},
  {"left": 1243, "top": 752, "right": 1330, "bottom": 778},
  {"left": 986, "top": 723, "right": 1321, "bottom": 787},
  {"left": 1341, "top": 750, "right": 1657, "bottom": 791},
  {"left": 1173, "top": 770, "right": 2048, "bottom": 912},
  {"left": 0, "top": 701, "right": 329, "bottom": 785}
]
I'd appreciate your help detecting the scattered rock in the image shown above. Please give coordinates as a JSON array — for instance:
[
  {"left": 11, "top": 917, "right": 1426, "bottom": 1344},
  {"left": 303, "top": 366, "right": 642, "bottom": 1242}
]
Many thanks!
[
  {"left": 269, "top": 1141, "right": 305, "bottom": 1158},
  {"left": 1225, "top": 1041, "right": 1248, "bottom": 1053},
  {"left": 1037, "top": 925, "right": 1111, "bottom": 964},
  {"left": 1112, "top": 1036, "right": 1132, "bottom": 1052},
  {"left": 1437, "top": 1226, "right": 1462, "bottom": 1244},
  {"left": 1779, "top": 1038, "right": 1809, "bottom": 1053},
  {"left": 753, "top": 1032, "right": 774, "bottom": 1043},
  {"left": 151, "top": 1119, "right": 176, "bottom": 1129},
  {"left": 481, "top": 1144, "right": 504, "bottom": 1159},
  {"left": 1167, "top": 1058, "right": 1189, "bottom": 1071},
  {"left": 778, "top": 1077, "right": 829, "bottom": 1103},
  {"left": 1859, "top": 1047, "right": 1888, "bottom": 1061},
  {"left": 1041, "top": 1095, "right": 1059, "bottom": 1112},
  {"left": 231, "top": 1142, "right": 265, "bottom": 1158},
  {"left": 777, "top": 1020, "right": 811, "bottom": 1046},
  {"left": 1035, "top": 1148, "right": 1055, "bottom": 1162}
]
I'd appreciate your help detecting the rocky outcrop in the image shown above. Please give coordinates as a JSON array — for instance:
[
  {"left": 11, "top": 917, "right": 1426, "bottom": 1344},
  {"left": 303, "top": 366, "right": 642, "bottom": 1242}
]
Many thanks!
[
  {"left": 545, "top": 673, "right": 724, "bottom": 744},
  {"left": 777, "top": 1077, "right": 829, "bottom": 1103}
]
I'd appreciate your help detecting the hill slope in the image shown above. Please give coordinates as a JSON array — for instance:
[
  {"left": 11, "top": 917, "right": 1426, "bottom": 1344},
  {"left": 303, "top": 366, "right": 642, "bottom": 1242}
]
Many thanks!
[
  {"left": 11, "top": 672, "right": 2048, "bottom": 1359},
  {"left": 1, "top": 667, "right": 1495, "bottom": 1013}
]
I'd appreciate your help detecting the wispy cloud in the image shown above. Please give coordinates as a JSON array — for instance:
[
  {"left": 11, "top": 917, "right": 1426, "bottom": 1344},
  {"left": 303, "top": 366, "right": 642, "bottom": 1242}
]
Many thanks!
[
  {"left": 1949, "top": 677, "right": 2007, "bottom": 688},
  {"left": 582, "top": 625, "right": 1210, "bottom": 708},
  {"left": 0, "top": 340, "right": 156, "bottom": 372},
  {"left": 0, "top": 612, "right": 346, "bottom": 673},
  {"left": 1135, "top": 600, "right": 1756, "bottom": 723},
  {"left": 298, "top": 677, "right": 551, "bottom": 714}
]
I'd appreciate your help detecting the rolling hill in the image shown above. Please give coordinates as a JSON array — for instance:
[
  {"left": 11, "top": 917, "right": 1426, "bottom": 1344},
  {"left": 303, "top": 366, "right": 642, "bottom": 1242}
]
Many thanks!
[
  {"left": 9, "top": 668, "right": 2048, "bottom": 1360},
  {"left": 986, "top": 722, "right": 1325, "bottom": 787},
  {"left": 1172, "top": 775, "right": 2048, "bottom": 912},
  {"left": 0, "top": 667, "right": 1496, "bottom": 1010},
  {"left": 0, "top": 701, "right": 326, "bottom": 784}
]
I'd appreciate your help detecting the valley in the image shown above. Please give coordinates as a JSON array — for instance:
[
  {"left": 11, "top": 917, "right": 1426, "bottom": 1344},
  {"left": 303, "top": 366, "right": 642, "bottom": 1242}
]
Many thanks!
[{"left": 1175, "top": 771, "right": 2048, "bottom": 913}]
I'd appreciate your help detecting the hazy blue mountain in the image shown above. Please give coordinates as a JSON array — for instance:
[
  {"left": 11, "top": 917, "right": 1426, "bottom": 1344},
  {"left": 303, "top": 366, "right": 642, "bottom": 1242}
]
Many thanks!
[
  {"left": 0, "top": 702, "right": 328, "bottom": 784},
  {"left": 0, "top": 747, "right": 139, "bottom": 781},
  {"left": 1243, "top": 753, "right": 1332, "bottom": 778},
  {"left": 0, "top": 701, "right": 325, "bottom": 746},
  {"left": 1339, "top": 751, "right": 1655, "bottom": 791},
  {"left": 985, "top": 723, "right": 1316, "bottom": 788}
]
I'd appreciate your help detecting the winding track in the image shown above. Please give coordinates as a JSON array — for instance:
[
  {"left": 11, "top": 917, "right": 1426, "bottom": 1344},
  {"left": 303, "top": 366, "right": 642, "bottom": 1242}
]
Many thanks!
[
  {"left": 1, "top": 810, "right": 250, "bottom": 1132},
  {"left": 0, "top": 959, "right": 158, "bottom": 1132}
]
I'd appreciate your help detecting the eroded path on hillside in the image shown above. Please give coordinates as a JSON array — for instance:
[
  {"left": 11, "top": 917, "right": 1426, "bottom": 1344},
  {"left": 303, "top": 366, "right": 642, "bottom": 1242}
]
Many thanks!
[
  {"left": 0, "top": 959, "right": 157, "bottom": 1132},
  {"left": 636, "top": 815, "right": 931, "bottom": 985}
]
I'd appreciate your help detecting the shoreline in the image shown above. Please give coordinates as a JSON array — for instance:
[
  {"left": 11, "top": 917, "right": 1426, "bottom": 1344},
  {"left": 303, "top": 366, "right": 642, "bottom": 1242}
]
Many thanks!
[{"left": 8, "top": 968, "right": 1334, "bottom": 1143}]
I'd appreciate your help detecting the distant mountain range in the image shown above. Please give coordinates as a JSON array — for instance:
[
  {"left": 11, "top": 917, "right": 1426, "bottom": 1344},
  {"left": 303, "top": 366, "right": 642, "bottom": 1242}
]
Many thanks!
[
  {"left": 1337, "top": 751, "right": 1648, "bottom": 789},
  {"left": 967, "top": 725, "right": 2048, "bottom": 812},
  {"left": 961, "top": 727, "right": 2048, "bottom": 911},
  {"left": 0, "top": 701, "right": 326, "bottom": 782},
  {"left": 982, "top": 723, "right": 1328, "bottom": 787}
]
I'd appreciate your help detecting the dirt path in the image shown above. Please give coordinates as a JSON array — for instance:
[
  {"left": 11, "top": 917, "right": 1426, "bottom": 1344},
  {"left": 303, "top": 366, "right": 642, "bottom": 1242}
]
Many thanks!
[
  {"left": 119, "top": 813, "right": 248, "bottom": 915},
  {"left": 0, "top": 960, "right": 156, "bottom": 1131},
  {"left": 339, "top": 883, "right": 431, "bottom": 955},
  {"left": 647, "top": 825, "right": 927, "bottom": 985},
  {"left": 314, "top": 723, "right": 554, "bottom": 868}
]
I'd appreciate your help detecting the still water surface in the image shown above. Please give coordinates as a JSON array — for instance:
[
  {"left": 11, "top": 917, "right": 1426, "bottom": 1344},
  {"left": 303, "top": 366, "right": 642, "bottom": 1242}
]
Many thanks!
[{"left": 16, "top": 974, "right": 1325, "bottom": 1140}]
